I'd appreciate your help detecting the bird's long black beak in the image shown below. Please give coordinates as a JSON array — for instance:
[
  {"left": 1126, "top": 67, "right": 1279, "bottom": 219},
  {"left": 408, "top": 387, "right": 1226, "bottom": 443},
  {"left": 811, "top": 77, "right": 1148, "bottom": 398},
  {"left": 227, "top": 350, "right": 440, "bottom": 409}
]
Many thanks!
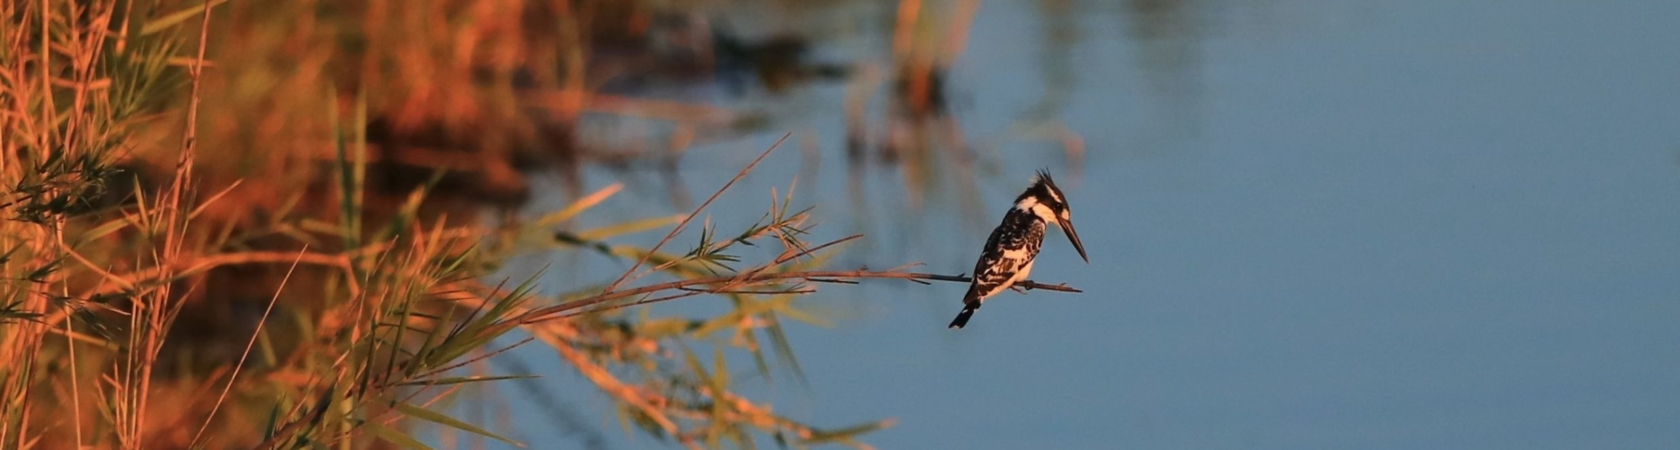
[{"left": 1058, "top": 216, "right": 1089, "bottom": 263}]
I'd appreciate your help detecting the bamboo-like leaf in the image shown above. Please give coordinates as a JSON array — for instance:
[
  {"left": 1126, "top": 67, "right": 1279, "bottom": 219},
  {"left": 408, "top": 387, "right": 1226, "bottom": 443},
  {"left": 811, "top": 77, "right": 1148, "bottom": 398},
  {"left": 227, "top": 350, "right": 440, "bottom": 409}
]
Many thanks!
[
  {"left": 763, "top": 296, "right": 831, "bottom": 327},
  {"left": 762, "top": 313, "right": 807, "bottom": 384},
  {"left": 741, "top": 327, "right": 772, "bottom": 380},
  {"left": 573, "top": 214, "right": 683, "bottom": 241},
  {"left": 424, "top": 277, "right": 538, "bottom": 369},
  {"left": 635, "top": 317, "right": 699, "bottom": 338},
  {"left": 75, "top": 216, "right": 132, "bottom": 244},
  {"left": 261, "top": 402, "right": 282, "bottom": 442},
  {"left": 802, "top": 419, "right": 898, "bottom": 444},
  {"left": 690, "top": 310, "right": 746, "bottom": 338},
  {"left": 365, "top": 421, "right": 437, "bottom": 450},
  {"left": 681, "top": 347, "right": 712, "bottom": 389},
  {"left": 394, "top": 402, "right": 523, "bottom": 447},
  {"left": 24, "top": 259, "right": 62, "bottom": 283},
  {"left": 379, "top": 184, "right": 436, "bottom": 241},
  {"left": 437, "top": 241, "right": 481, "bottom": 275},
  {"left": 534, "top": 183, "right": 623, "bottom": 227},
  {"left": 391, "top": 375, "right": 538, "bottom": 387},
  {"left": 407, "top": 296, "right": 457, "bottom": 376},
  {"left": 388, "top": 296, "right": 420, "bottom": 377},
  {"left": 711, "top": 346, "right": 731, "bottom": 394},
  {"left": 0, "top": 301, "right": 44, "bottom": 323},
  {"left": 0, "top": 244, "right": 20, "bottom": 267},
  {"left": 138, "top": 0, "right": 233, "bottom": 36}
]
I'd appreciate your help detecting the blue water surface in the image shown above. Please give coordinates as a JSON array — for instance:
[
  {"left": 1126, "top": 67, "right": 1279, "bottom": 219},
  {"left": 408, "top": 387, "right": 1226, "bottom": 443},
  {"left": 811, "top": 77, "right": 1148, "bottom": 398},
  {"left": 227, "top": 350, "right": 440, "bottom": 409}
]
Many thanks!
[{"left": 496, "top": 0, "right": 1680, "bottom": 448}]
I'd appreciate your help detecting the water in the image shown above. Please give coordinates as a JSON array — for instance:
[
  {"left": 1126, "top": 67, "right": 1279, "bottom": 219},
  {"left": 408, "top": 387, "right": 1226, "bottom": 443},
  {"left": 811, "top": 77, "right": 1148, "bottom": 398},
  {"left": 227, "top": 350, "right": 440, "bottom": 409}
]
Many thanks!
[{"left": 502, "top": 0, "right": 1680, "bottom": 448}]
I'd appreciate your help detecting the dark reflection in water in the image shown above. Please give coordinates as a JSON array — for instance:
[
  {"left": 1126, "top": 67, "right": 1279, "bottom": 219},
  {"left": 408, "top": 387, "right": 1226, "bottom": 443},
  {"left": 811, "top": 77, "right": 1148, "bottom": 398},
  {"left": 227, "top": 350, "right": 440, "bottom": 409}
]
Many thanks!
[
  {"left": 1023, "top": 0, "right": 1078, "bottom": 131},
  {"left": 555, "top": 0, "right": 1252, "bottom": 268},
  {"left": 1125, "top": 0, "right": 1207, "bottom": 139}
]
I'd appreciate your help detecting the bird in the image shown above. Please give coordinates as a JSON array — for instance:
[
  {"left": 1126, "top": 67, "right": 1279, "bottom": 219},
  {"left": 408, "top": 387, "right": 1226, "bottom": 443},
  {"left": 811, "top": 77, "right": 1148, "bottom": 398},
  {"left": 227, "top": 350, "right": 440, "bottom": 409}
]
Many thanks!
[{"left": 949, "top": 170, "right": 1089, "bottom": 329}]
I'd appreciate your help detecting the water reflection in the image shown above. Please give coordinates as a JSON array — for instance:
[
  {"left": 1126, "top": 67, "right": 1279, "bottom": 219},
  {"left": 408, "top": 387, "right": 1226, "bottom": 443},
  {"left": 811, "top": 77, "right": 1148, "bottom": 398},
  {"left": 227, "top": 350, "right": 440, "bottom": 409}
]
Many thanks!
[
  {"left": 1123, "top": 0, "right": 1207, "bottom": 142},
  {"left": 504, "top": 1, "right": 1244, "bottom": 307},
  {"left": 552, "top": 0, "right": 1247, "bottom": 265}
]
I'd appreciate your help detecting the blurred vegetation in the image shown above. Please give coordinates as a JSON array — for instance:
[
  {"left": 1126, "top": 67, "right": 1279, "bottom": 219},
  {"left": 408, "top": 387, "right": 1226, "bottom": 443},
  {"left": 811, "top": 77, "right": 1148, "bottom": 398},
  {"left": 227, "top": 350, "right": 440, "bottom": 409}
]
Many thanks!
[{"left": 0, "top": 0, "right": 933, "bottom": 448}]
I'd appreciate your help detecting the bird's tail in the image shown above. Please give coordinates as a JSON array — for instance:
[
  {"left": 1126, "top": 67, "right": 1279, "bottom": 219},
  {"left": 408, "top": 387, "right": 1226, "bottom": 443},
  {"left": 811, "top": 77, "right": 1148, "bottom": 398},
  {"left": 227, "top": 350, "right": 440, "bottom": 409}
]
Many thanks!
[
  {"left": 948, "top": 289, "right": 983, "bottom": 329},
  {"left": 948, "top": 305, "right": 978, "bottom": 329}
]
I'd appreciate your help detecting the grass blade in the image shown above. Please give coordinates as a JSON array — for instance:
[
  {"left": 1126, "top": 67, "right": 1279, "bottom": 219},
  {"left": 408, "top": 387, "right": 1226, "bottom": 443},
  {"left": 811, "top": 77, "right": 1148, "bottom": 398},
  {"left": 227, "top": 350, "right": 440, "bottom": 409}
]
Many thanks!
[{"left": 394, "top": 402, "right": 523, "bottom": 447}]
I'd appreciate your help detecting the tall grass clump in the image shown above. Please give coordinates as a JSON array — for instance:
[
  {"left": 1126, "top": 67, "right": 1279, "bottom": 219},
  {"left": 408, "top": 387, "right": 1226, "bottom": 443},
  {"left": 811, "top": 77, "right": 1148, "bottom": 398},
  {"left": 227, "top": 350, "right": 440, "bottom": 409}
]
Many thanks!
[{"left": 1, "top": 1, "right": 1089, "bottom": 448}]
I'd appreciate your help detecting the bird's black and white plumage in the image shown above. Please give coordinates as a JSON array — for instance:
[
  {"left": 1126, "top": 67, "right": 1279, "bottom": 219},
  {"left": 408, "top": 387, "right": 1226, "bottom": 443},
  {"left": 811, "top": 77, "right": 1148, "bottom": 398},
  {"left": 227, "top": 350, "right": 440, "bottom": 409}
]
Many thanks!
[{"left": 949, "top": 170, "right": 1088, "bottom": 329}]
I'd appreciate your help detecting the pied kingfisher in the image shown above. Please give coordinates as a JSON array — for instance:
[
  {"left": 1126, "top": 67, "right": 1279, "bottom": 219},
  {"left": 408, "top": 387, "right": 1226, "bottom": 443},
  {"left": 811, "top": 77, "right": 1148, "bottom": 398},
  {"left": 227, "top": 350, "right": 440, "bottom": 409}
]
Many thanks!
[{"left": 949, "top": 170, "right": 1089, "bottom": 329}]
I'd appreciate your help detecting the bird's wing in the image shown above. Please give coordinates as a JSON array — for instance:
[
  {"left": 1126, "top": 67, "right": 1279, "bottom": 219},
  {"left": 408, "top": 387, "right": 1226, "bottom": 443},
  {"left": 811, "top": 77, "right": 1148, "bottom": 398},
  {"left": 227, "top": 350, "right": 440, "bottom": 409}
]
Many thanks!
[{"left": 963, "top": 213, "right": 1044, "bottom": 305}]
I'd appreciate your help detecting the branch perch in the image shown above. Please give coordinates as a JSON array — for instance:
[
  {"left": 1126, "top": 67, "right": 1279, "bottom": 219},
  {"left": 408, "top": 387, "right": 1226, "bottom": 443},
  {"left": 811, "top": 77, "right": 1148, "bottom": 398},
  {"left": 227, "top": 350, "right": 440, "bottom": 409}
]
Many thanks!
[{"left": 514, "top": 269, "right": 1082, "bottom": 324}]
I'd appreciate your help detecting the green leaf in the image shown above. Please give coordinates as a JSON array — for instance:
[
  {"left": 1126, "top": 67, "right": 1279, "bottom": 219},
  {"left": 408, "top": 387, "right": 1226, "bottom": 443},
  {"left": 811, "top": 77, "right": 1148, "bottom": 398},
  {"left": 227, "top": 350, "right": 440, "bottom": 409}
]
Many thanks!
[
  {"left": 365, "top": 421, "right": 437, "bottom": 450},
  {"left": 711, "top": 346, "right": 730, "bottom": 394},
  {"left": 378, "top": 183, "right": 438, "bottom": 241},
  {"left": 573, "top": 215, "right": 683, "bottom": 241},
  {"left": 635, "top": 317, "right": 700, "bottom": 338},
  {"left": 25, "top": 259, "right": 62, "bottom": 283},
  {"left": 77, "top": 216, "right": 132, "bottom": 244},
  {"left": 680, "top": 347, "right": 714, "bottom": 395},
  {"left": 139, "top": 0, "right": 233, "bottom": 36},
  {"left": 803, "top": 419, "right": 897, "bottom": 444},
  {"left": 391, "top": 375, "right": 538, "bottom": 387},
  {"left": 393, "top": 402, "right": 523, "bottom": 447},
  {"left": 534, "top": 183, "right": 623, "bottom": 227},
  {"left": 762, "top": 313, "right": 807, "bottom": 385},
  {"left": 0, "top": 301, "right": 44, "bottom": 323},
  {"left": 0, "top": 244, "right": 21, "bottom": 266},
  {"left": 690, "top": 310, "right": 745, "bottom": 338},
  {"left": 261, "top": 402, "right": 282, "bottom": 442}
]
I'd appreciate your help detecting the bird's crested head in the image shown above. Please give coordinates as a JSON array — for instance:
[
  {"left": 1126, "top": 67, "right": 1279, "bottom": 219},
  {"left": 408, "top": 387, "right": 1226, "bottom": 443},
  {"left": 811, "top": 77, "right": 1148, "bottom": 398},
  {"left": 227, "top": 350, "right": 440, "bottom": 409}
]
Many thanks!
[{"left": 1015, "top": 169, "right": 1070, "bottom": 215}]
